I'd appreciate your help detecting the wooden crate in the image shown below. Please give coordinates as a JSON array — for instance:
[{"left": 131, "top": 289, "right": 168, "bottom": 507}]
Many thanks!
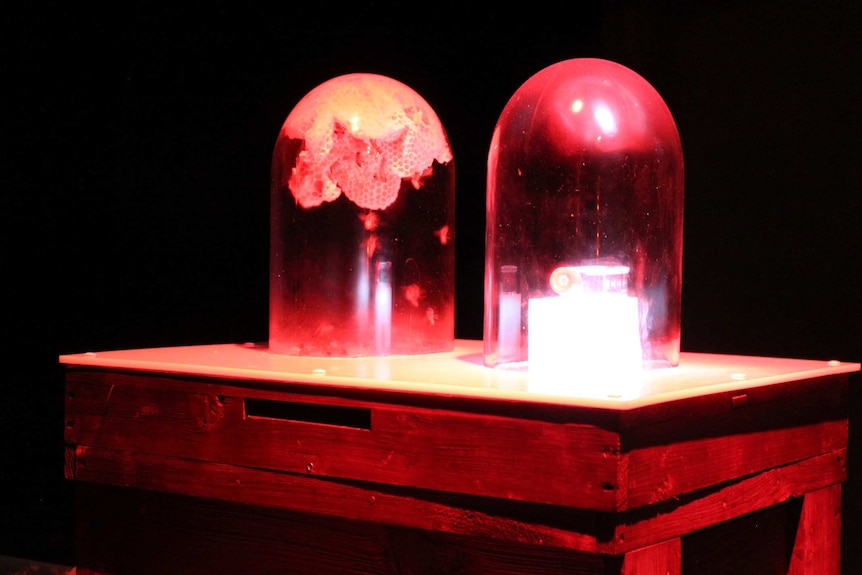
[{"left": 61, "top": 340, "right": 859, "bottom": 575}]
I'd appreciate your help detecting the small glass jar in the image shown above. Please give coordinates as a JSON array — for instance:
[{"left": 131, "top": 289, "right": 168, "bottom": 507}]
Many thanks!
[
  {"left": 270, "top": 73, "right": 456, "bottom": 357},
  {"left": 484, "top": 58, "right": 684, "bottom": 390}
]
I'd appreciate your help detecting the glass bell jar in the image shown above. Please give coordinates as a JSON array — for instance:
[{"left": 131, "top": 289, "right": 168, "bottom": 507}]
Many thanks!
[
  {"left": 270, "top": 73, "right": 456, "bottom": 357},
  {"left": 483, "top": 58, "right": 684, "bottom": 393}
]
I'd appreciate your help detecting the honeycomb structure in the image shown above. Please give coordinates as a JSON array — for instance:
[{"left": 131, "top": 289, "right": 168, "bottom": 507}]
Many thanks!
[{"left": 282, "top": 74, "right": 452, "bottom": 210}]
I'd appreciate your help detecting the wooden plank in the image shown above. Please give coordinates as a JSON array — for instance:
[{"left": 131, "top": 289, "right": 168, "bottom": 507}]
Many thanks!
[
  {"left": 65, "top": 370, "right": 622, "bottom": 510},
  {"left": 72, "top": 444, "right": 602, "bottom": 553},
  {"left": 603, "top": 449, "right": 846, "bottom": 554},
  {"left": 75, "top": 482, "right": 611, "bottom": 575},
  {"left": 382, "top": 529, "right": 607, "bottom": 575},
  {"left": 70, "top": 442, "right": 848, "bottom": 560},
  {"left": 74, "top": 481, "right": 392, "bottom": 575},
  {"left": 64, "top": 376, "right": 113, "bottom": 445},
  {"left": 788, "top": 484, "right": 842, "bottom": 575},
  {"left": 619, "top": 373, "right": 849, "bottom": 447},
  {"left": 622, "top": 420, "right": 848, "bottom": 509},
  {"left": 65, "top": 368, "right": 852, "bottom": 513},
  {"left": 64, "top": 367, "right": 622, "bottom": 425},
  {"left": 620, "top": 538, "right": 681, "bottom": 575}
]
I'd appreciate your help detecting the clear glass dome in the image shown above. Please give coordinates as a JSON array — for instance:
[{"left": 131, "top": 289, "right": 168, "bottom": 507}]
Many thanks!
[
  {"left": 483, "top": 58, "right": 684, "bottom": 390},
  {"left": 270, "top": 73, "right": 456, "bottom": 357}
]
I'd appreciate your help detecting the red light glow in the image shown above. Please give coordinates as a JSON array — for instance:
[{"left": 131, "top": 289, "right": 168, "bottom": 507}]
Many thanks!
[
  {"left": 484, "top": 58, "right": 684, "bottom": 378},
  {"left": 270, "top": 73, "right": 456, "bottom": 357},
  {"left": 282, "top": 74, "right": 451, "bottom": 211}
]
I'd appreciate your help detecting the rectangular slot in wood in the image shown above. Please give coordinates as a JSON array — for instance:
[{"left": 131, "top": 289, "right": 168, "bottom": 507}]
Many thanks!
[{"left": 244, "top": 398, "right": 372, "bottom": 430}]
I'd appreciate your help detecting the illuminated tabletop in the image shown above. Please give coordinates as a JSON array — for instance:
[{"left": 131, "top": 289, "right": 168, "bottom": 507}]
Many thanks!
[
  {"left": 59, "top": 339, "right": 859, "bottom": 407},
  {"left": 61, "top": 340, "right": 859, "bottom": 575}
]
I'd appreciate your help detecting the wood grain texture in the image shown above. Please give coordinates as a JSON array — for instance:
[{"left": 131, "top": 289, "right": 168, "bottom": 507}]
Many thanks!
[
  {"left": 620, "top": 538, "right": 681, "bottom": 575},
  {"left": 606, "top": 449, "right": 846, "bottom": 554},
  {"left": 63, "top": 445, "right": 76, "bottom": 480},
  {"left": 788, "top": 484, "right": 842, "bottom": 575},
  {"left": 74, "top": 483, "right": 611, "bottom": 575},
  {"left": 64, "top": 364, "right": 852, "bottom": 572},
  {"left": 65, "top": 370, "right": 621, "bottom": 510},
  {"left": 72, "top": 444, "right": 602, "bottom": 553},
  {"left": 618, "top": 374, "right": 849, "bottom": 446},
  {"left": 70, "top": 443, "right": 847, "bottom": 558},
  {"left": 622, "top": 420, "right": 848, "bottom": 509}
]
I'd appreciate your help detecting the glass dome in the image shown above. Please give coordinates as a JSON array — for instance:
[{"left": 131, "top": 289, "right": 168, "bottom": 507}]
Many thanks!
[
  {"left": 270, "top": 73, "right": 456, "bottom": 357},
  {"left": 483, "top": 58, "right": 684, "bottom": 393}
]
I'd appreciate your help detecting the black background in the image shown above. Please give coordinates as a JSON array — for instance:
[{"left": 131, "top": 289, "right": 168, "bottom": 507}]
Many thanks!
[{"left": 3, "top": 0, "right": 860, "bottom": 569}]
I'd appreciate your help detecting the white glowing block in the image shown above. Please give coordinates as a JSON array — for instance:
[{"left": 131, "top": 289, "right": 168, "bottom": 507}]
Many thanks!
[{"left": 527, "top": 292, "right": 643, "bottom": 399}]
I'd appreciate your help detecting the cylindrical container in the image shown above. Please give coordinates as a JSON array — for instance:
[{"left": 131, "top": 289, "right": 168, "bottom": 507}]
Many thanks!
[
  {"left": 484, "top": 58, "right": 684, "bottom": 386},
  {"left": 270, "top": 73, "right": 456, "bottom": 356}
]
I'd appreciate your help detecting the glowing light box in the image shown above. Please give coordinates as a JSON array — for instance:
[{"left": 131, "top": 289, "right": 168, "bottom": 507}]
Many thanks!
[
  {"left": 484, "top": 58, "right": 684, "bottom": 396},
  {"left": 269, "top": 73, "right": 456, "bottom": 357}
]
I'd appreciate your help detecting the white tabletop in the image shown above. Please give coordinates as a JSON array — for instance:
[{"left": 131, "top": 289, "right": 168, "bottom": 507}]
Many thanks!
[{"left": 59, "top": 339, "right": 859, "bottom": 410}]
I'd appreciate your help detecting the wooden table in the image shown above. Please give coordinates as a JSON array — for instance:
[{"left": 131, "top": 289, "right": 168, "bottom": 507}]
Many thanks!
[{"left": 61, "top": 340, "right": 859, "bottom": 575}]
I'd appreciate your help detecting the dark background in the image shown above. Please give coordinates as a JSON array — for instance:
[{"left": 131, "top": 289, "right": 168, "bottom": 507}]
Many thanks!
[{"left": 3, "top": 0, "right": 860, "bottom": 570}]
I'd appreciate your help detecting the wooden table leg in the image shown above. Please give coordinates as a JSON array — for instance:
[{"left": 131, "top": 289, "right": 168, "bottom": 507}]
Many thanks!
[
  {"left": 620, "top": 538, "right": 681, "bottom": 575},
  {"left": 788, "top": 484, "right": 842, "bottom": 575}
]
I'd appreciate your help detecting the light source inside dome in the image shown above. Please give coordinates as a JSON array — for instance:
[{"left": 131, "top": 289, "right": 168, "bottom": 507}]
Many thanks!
[{"left": 484, "top": 58, "right": 685, "bottom": 399}]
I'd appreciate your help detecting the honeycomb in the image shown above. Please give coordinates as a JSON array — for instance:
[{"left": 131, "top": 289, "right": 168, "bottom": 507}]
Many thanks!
[{"left": 282, "top": 74, "right": 452, "bottom": 210}]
